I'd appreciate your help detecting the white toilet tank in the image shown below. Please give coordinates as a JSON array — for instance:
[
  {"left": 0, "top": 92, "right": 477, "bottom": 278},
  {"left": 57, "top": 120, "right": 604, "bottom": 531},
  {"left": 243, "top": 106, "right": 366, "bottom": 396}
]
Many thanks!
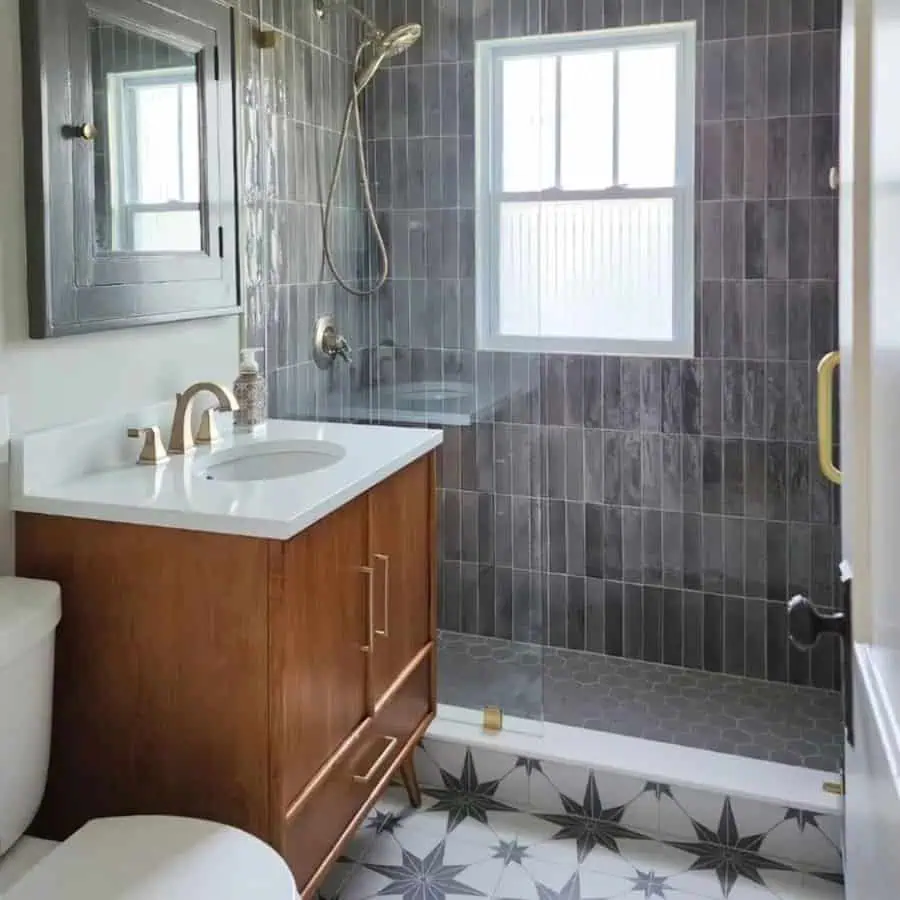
[{"left": 0, "top": 578, "right": 61, "bottom": 856}]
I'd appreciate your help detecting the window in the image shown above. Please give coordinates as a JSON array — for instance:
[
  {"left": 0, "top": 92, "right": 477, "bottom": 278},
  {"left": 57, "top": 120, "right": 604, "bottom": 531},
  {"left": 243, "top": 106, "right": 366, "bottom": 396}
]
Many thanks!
[
  {"left": 106, "top": 68, "right": 202, "bottom": 253},
  {"left": 475, "top": 23, "right": 696, "bottom": 356}
]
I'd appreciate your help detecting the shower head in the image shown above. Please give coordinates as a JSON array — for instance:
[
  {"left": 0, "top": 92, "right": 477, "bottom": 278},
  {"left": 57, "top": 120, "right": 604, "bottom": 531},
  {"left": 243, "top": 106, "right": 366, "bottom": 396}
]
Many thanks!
[
  {"left": 313, "top": 1, "right": 421, "bottom": 92},
  {"left": 354, "top": 23, "right": 422, "bottom": 91},
  {"left": 375, "top": 23, "right": 422, "bottom": 59}
]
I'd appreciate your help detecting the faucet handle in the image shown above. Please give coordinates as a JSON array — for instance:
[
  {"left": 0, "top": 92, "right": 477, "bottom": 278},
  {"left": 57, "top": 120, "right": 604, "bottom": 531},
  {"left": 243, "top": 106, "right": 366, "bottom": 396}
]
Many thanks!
[
  {"left": 336, "top": 335, "right": 353, "bottom": 364},
  {"left": 127, "top": 426, "right": 168, "bottom": 466},
  {"left": 195, "top": 407, "right": 220, "bottom": 445}
]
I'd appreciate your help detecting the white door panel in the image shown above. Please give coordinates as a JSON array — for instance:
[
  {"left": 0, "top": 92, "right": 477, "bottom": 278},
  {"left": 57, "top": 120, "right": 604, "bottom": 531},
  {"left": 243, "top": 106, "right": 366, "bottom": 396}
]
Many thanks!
[
  {"left": 838, "top": 0, "right": 872, "bottom": 643},
  {"left": 869, "top": 0, "right": 900, "bottom": 656},
  {"left": 841, "top": 0, "right": 900, "bottom": 897},
  {"left": 844, "top": 647, "right": 900, "bottom": 894}
]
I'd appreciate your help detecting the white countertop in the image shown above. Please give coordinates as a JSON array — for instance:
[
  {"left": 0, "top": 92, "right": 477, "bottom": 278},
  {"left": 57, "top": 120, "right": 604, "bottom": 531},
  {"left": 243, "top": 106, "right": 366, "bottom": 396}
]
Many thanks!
[{"left": 12, "top": 419, "right": 442, "bottom": 540}]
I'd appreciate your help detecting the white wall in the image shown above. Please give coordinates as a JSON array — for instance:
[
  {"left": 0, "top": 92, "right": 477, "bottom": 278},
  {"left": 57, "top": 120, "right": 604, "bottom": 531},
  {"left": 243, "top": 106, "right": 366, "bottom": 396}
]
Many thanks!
[{"left": 0, "top": 0, "right": 239, "bottom": 435}]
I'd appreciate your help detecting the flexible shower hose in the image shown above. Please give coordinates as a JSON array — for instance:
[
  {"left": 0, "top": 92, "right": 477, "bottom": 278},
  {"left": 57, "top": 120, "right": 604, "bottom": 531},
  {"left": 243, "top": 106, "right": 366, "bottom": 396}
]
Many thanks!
[{"left": 321, "top": 43, "right": 389, "bottom": 296}]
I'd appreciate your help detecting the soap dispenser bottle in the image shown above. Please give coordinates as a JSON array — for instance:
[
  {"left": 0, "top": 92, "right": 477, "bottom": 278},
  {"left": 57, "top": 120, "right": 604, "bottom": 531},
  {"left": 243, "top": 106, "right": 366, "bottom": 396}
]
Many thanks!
[{"left": 233, "top": 347, "right": 267, "bottom": 431}]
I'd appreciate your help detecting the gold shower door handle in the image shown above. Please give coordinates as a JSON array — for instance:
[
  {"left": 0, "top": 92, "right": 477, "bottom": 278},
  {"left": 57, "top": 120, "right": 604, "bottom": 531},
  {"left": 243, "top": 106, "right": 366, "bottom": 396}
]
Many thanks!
[{"left": 817, "top": 351, "right": 842, "bottom": 485}]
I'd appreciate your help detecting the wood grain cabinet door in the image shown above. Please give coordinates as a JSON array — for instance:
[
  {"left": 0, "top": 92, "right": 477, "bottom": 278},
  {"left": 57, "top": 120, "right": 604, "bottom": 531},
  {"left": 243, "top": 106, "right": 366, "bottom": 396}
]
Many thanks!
[
  {"left": 272, "top": 496, "right": 371, "bottom": 811},
  {"left": 367, "top": 457, "right": 433, "bottom": 703}
]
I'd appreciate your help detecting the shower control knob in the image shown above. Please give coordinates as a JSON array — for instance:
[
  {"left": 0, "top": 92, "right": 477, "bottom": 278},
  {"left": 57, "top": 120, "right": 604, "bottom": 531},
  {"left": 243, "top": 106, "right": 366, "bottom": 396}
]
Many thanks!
[{"left": 787, "top": 594, "right": 848, "bottom": 650}]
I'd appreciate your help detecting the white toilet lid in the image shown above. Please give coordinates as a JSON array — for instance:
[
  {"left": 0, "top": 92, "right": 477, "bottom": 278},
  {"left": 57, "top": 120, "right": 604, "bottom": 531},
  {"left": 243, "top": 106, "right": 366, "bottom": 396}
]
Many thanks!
[{"left": 5, "top": 816, "right": 297, "bottom": 899}]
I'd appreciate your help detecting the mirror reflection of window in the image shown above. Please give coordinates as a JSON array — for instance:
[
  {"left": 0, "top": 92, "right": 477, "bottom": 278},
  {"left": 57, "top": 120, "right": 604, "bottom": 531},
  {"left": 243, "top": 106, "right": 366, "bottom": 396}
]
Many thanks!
[{"left": 90, "top": 19, "right": 203, "bottom": 255}]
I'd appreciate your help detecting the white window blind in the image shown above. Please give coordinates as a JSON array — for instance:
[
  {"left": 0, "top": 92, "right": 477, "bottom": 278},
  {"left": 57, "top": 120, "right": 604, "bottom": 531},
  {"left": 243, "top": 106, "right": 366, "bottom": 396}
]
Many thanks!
[{"left": 475, "top": 23, "right": 696, "bottom": 357}]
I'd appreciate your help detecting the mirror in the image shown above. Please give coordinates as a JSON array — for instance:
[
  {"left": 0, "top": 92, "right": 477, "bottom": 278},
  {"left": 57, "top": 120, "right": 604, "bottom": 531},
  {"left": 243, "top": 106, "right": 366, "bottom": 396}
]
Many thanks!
[{"left": 89, "top": 17, "right": 203, "bottom": 254}]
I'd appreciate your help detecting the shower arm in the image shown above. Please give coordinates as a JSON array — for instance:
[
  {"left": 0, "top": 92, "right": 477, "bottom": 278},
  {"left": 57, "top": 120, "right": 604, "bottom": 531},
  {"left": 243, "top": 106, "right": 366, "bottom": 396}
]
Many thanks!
[{"left": 314, "top": 0, "right": 383, "bottom": 38}]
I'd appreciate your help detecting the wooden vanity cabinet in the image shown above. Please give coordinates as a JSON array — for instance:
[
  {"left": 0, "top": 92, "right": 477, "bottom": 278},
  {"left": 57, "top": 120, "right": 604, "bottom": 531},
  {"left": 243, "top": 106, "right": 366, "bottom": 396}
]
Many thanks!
[{"left": 16, "top": 453, "right": 438, "bottom": 898}]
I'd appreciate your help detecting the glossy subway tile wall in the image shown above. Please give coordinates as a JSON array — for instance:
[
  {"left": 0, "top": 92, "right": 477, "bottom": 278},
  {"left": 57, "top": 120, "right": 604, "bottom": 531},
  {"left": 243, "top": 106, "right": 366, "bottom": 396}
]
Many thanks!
[
  {"left": 359, "top": 0, "right": 842, "bottom": 690},
  {"left": 232, "top": 0, "right": 371, "bottom": 419},
  {"left": 234, "top": 0, "right": 843, "bottom": 690}
]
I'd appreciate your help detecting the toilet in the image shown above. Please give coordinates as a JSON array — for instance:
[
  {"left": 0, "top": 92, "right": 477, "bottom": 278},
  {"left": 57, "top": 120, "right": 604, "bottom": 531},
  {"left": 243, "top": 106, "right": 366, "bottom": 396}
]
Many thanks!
[{"left": 0, "top": 577, "right": 297, "bottom": 898}]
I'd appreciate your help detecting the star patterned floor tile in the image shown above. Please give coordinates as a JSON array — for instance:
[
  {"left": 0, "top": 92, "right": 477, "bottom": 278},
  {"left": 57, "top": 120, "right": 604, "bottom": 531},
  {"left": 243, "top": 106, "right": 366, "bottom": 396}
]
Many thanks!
[
  {"left": 328, "top": 767, "right": 843, "bottom": 900},
  {"left": 492, "top": 854, "right": 634, "bottom": 900},
  {"left": 667, "top": 799, "right": 795, "bottom": 897},
  {"left": 534, "top": 772, "right": 651, "bottom": 863},
  {"left": 420, "top": 749, "right": 519, "bottom": 837}
]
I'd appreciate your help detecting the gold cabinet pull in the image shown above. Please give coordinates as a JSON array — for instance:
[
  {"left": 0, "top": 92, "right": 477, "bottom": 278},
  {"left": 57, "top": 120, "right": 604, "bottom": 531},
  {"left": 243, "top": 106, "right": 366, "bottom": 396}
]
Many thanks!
[
  {"left": 352, "top": 735, "right": 398, "bottom": 784},
  {"left": 817, "top": 351, "right": 842, "bottom": 485},
  {"left": 360, "top": 566, "right": 374, "bottom": 654},
  {"left": 374, "top": 553, "right": 390, "bottom": 638}
]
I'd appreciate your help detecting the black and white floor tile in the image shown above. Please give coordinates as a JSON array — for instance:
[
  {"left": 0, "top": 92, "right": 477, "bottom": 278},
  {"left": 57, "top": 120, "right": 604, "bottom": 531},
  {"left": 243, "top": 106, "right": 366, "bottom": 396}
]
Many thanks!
[
  {"left": 321, "top": 762, "right": 843, "bottom": 900},
  {"left": 413, "top": 743, "right": 843, "bottom": 877}
]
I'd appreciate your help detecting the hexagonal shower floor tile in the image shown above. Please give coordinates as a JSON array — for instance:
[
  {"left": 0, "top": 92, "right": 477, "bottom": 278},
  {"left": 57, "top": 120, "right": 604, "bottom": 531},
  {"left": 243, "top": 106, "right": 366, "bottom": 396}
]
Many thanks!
[{"left": 438, "top": 632, "right": 844, "bottom": 772}]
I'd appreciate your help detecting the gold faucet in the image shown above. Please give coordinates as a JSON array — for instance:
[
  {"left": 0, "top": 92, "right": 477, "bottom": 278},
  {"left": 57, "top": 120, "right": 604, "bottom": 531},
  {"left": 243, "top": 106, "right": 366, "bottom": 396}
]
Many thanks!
[{"left": 168, "top": 382, "right": 240, "bottom": 454}]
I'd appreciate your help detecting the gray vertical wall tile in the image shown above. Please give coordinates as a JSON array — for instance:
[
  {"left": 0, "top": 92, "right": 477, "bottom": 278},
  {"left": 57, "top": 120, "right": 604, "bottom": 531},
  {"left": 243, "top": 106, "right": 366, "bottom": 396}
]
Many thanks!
[
  {"left": 723, "top": 359, "right": 744, "bottom": 437},
  {"left": 641, "top": 433, "right": 663, "bottom": 508},
  {"left": 744, "top": 120, "right": 767, "bottom": 199},
  {"left": 643, "top": 586, "right": 663, "bottom": 662},
  {"left": 790, "top": 32, "right": 812, "bottom": 115},
  {"left": 702, "top": 122, "right": 724, "bottom": 199},
  {"left": 585, "top": 504, "right": 605, "bottom": 579},
  {"left": 683, "top": 513, "right": 703, "bottom": 590},
  {"left": 682, "top": 434, "right": 703, "bottom": 513},
  {"left": 682, "top": 359, "right": 702, "bottom": 434},
  {"left": 604, "top": 579, "right": 624, "bottom": 656},
  {"left": 622, "top": 507, "right": 642, "bottom": 583},
  {"left": 354, "top": 0, "right": 841, "bottom": 693},
  {"left": 566, "top": 576, "right": 586, "bottom": 650},
  {"left": 661, "top": 434, "right": 683, "bottom": 511},
  {"left": 723, "top": 37, "right": 746, "bottom": 118},
  {"left": 703, "top": 514, "right": 725, "bottom": 593},
  {"left": 605, "top": 505, "right": 625, "bottom": 582},
  {"left": 683, "top": 590, "right": 704, "bottom": 669},
  {"left": 703, "top": 593, "right": 724, "bottom": 672},
  {"left": 744, "top": 519, "right": 768, "bottom": 598},
  {"left": 586, "top": 577, "right": 605, "bottom": 653},
  {"left": 624, "top": 583, "right": 644, "bottom": 659},
  {"left": 567, "top": 501, "right": 586, "bottom": 577},
  {"left": 621, "top": 432, "right": 643, "bottom": 507},
  {"left": 662, "top": 587, "right": 683, "bottom": 665},
  {"left": 767, "top": 36, "right": 790, "bottom": 116},
  {"left": 724, "top": 595, "right": 746, "bottom": 675},
  {"left": 643, "top": 509, "right": 663, "bottom": 585},
  {"left": 584, "top": 429, "right": 605, "bottom": 504}
]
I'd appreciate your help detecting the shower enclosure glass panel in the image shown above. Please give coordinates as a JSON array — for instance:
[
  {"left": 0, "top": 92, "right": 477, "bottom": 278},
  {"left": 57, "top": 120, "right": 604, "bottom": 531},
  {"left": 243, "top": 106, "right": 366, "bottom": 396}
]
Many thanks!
[{"left": 435, "top": 353, "right": 548, "bottom": 735}]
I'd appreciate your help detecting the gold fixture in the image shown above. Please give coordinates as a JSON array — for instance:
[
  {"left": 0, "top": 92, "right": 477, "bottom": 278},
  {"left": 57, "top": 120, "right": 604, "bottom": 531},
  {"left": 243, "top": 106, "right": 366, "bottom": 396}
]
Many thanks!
[
  {"left": 482, "top": 706, "right": 503, "bottom": 733},
  {"left": 360, "top": 565, "right": 374, "bottom": 654},
  {"left": 352, "top": 736, "right": 398, "bottom": 784},
  {"left": 64, "top": 123, "right": 98, "bottom": 140},
  {"left": 822, "top": 780, "right": 844, "bottom": 796},
  {"left": 374, "top": 553, "right": 390, "bottom": 637},
  {"left": 817, "top": 351, "right": 842, "bottom": 485},
  {"left": 127, "top": 426, "right": 168, "bottom": 465},
  {"left": 256, "top": 28, "right": 278, "bottom": 48},
  {"left": 167, "top": 382, "right": 240, "bottom": 455},
  {"left": 195, "top": 407, "right": 221, "bottom": 445}
]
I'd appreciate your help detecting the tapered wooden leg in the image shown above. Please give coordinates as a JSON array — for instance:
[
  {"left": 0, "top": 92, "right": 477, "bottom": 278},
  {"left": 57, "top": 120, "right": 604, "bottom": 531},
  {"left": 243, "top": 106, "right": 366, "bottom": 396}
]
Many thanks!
[{"left": 399, "top": 754, "right": 422, "bottom": 808}]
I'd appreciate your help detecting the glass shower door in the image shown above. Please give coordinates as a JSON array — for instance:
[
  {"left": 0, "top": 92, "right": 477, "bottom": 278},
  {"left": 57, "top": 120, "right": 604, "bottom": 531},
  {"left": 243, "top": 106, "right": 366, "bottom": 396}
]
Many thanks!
[{"left": 435, "top": 351, "right": 548, "bottom": 737}]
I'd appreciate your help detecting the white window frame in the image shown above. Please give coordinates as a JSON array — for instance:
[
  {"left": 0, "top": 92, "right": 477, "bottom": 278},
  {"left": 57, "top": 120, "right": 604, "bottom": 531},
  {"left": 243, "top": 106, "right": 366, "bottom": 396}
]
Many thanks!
[
  {"left": 474, "top": 22, "right": 697, "bottom": 357},
  {"left": 106, "top": 67, "right": 201, "bottom": 252}
]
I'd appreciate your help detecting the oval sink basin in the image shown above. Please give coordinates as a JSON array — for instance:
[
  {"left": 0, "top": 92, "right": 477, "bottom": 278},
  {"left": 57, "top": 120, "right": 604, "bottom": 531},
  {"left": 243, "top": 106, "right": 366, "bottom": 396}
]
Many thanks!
[
  {"left": 395, "top": 382, "right": 472, "bottom": 403},
  {"left": 197, "top": 440, "right": 346, "bottom": 482}
]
